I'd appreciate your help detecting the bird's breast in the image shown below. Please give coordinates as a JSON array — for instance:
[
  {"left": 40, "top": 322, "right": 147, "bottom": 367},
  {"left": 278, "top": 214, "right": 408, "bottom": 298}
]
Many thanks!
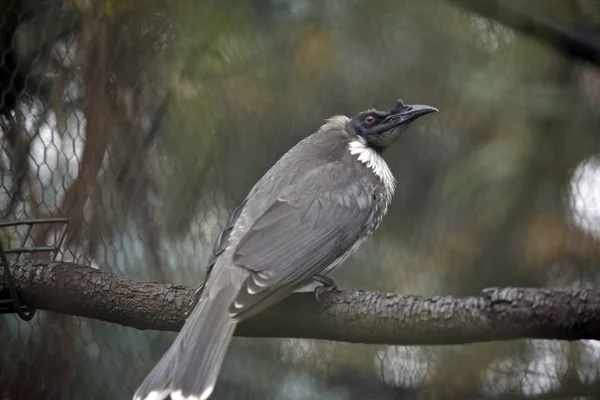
[{"left": 347, "top": 138, "right": 396, "bottom": 202}]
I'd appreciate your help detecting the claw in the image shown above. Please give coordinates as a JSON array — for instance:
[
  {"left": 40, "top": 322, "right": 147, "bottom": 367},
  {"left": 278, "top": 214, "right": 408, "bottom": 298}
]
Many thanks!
[
  {"left": 312, "top": 274, "right": 338, "bottom": 289},
  {"left": 312, "top": 274, "right": 338, "bottom": 303}
]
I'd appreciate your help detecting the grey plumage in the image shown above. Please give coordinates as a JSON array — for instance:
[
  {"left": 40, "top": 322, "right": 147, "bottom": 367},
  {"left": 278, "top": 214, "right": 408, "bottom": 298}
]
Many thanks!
[{"left": 133, "top": 99, "right": 437, "bottom": 400}]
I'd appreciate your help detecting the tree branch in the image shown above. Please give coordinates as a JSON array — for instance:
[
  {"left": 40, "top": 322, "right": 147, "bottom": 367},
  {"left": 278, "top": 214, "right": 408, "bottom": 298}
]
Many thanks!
[
  {"left": 3, "top": 260, "right": 600, "bottom": 345},
  {"left": 447, "top": 0, "right": 600, "bottom": 66}
]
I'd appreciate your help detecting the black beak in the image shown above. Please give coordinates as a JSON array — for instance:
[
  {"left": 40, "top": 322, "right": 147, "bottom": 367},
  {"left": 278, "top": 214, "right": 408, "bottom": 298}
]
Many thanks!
[
  {"left": 388, "top": 100, "right": 439, "bottom": 126},
  {"left": 403, "top": 104, "right": 439, "bottom": 119},
  {"left": 387, "top": 100, "right": 438, "bottom": 127},
  {"left": 364, "top": 100, "right": 438, "bottom": 149}
]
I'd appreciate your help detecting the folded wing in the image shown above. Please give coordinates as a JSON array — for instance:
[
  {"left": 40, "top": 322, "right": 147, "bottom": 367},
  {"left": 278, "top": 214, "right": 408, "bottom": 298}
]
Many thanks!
[{"left": 230, "top": 160, "right": 375, "bottom": 318}]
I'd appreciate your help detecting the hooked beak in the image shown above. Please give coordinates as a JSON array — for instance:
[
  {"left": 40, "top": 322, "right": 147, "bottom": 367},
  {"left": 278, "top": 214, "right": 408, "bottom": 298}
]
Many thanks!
[{"left": 387, "top": 102, "right": 438, "bottom": 127}]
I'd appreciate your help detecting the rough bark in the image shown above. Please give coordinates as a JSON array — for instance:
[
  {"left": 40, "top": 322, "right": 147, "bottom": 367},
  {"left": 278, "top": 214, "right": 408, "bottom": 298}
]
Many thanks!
[{"left": 3, "top": 260, "right": 600, "bottom": 345}]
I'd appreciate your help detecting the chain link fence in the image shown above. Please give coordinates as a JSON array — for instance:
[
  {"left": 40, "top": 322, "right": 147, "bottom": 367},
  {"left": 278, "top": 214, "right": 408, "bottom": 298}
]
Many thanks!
[{"left": 0, "top": 0, "right": 599, "bottom": 399}]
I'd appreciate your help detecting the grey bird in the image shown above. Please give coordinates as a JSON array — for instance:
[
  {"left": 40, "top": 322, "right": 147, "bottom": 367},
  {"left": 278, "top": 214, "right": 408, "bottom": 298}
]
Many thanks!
[{"left": 133, "top": 99, "right": 438, "bottom": 400}]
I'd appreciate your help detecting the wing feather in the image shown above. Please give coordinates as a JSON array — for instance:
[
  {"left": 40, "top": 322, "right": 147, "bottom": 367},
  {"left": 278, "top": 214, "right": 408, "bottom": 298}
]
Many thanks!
[{"left": 230, "top": 161, "right": 376, "bottom": 318}]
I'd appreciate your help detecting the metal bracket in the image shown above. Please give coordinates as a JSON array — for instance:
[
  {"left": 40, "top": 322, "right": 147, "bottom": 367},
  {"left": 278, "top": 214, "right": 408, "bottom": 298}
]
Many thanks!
[{"left": 0, "top": 218, "right": 69, "bottom": 321}]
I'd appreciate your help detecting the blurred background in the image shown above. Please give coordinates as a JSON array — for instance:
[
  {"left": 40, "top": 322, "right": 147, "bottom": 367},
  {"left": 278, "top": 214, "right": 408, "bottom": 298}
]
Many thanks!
[{"left": 0, "top": 0, "right": 600, "bottom": 398}]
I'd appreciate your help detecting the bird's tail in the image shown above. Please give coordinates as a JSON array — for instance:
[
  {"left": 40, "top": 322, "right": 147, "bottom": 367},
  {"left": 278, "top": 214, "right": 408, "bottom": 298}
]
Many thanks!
[{"left": 133, "top": 285, "right": 238, "bottom": 400}]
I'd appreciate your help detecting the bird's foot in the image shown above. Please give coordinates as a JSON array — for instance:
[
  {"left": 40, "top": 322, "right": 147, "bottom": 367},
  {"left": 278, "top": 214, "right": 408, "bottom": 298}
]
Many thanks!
[
  {"left": 312, "top": 275, "right": 338, "bottom": 303},
  {"left": 313, "top": 274, "right": 337, "bottom": 288}
]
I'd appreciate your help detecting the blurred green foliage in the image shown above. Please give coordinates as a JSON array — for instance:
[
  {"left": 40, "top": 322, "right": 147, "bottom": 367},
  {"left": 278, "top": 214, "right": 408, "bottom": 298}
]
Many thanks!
[{"left": 1, "top": 0, "right": 600, "bottom": 399}]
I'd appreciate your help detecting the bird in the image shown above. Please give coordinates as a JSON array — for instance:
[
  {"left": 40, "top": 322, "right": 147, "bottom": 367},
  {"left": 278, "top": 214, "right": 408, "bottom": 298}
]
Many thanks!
[{"left": 133, "top": 98, "right": 438, "bottom": 400}]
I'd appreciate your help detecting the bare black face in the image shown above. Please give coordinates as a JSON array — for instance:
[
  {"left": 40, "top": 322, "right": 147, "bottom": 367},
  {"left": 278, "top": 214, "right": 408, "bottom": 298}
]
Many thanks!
[{"left": 350, "top": 99, "right": 438, "bottom": 150}]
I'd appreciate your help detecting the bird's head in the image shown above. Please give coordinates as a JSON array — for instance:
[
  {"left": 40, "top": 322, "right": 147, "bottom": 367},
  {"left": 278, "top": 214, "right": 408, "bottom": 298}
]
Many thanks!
[{"left": 350, "top": 99, "right": 438, "bottom": 150}]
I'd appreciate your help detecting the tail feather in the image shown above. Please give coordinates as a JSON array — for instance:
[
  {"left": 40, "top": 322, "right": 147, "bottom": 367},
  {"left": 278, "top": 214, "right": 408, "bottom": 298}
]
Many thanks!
[{"left": 133, "top": 286, "right": 238, "bottom": 400}]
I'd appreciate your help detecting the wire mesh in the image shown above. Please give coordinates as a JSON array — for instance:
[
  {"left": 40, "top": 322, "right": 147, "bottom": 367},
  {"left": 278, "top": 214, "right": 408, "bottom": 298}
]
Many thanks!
[
  {"left": 0, "top": 0, "right": 599, "bottom": 399},
  {"left": 0, "top": 217, "right": 68, "bottom": 321}
]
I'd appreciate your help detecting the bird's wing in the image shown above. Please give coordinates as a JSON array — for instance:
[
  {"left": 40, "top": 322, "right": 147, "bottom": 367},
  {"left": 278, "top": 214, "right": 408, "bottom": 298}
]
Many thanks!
[
  {"left": 206, "top": 199, "right": 247, "bottom": 276},
  {"left": 230, "top": 160, "right": 375, "bottom": 318}
]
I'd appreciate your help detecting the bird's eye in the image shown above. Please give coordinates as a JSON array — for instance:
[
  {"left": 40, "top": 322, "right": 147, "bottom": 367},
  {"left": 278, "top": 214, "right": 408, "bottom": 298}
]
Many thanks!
[{"left": 365, "top": 115, "right": 375, "bottom": 125}]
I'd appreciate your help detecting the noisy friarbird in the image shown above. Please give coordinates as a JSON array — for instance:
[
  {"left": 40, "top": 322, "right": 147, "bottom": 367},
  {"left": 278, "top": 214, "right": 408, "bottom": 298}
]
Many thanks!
[{"left": 134, "top": 99, "right": 438, "bottom": 400}]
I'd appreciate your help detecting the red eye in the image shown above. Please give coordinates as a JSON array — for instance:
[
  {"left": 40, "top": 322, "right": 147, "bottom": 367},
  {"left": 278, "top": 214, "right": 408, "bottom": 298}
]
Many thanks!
[{"left": 365, "top": 115, "right": 375, "bottom": 125}]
